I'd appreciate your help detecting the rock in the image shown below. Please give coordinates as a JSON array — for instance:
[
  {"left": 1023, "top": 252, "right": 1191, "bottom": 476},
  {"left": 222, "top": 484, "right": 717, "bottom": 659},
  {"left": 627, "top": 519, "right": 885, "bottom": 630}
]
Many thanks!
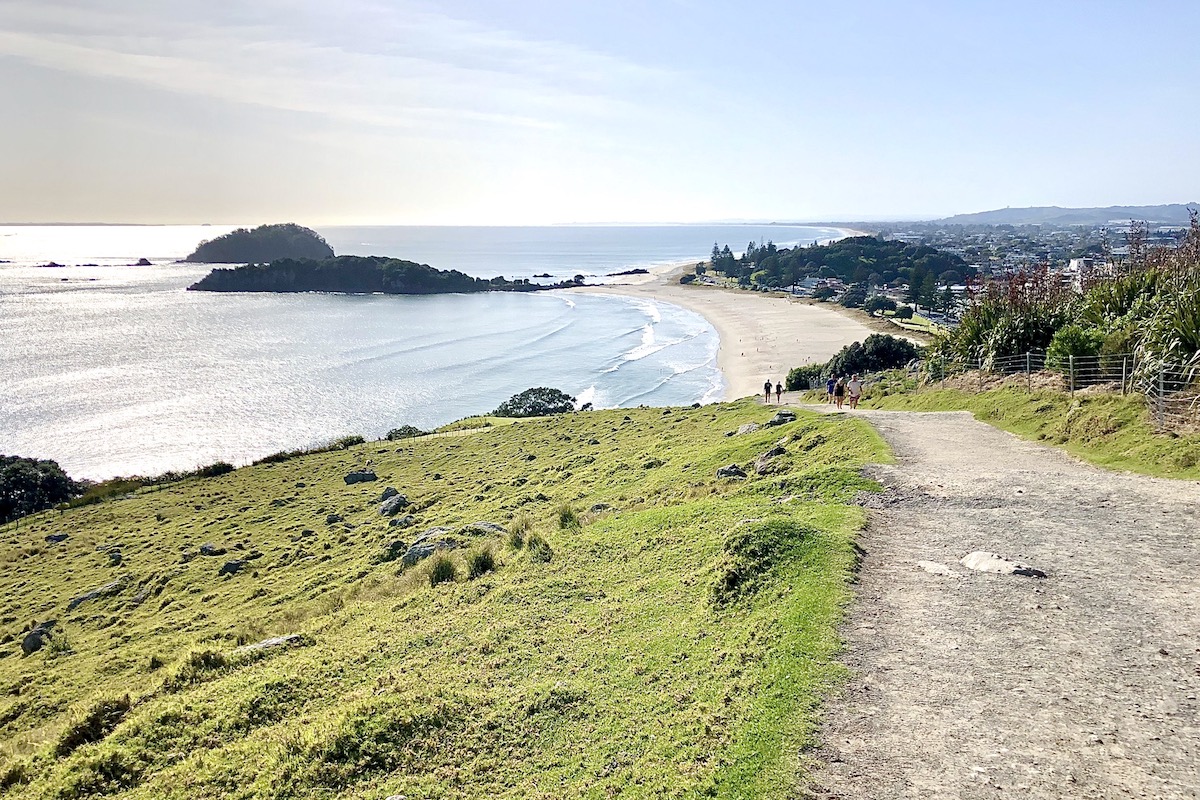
[
  {"left": 130, "top": 587, "right": 151, "bottom": 605},
  {"left": 388, "top": 514, "right": 416, "bottom": 528},
  {"left": 133, "top": 258, "right": 152, "bottom": 266},
  {"left": 402, "top": 528, "right": 458, "bottom": 566},
  {"left": 764, "top": 410, "right": 797, "bottom": 427},
  {"left": 67, "top": 576, "right": 131, "bottom": 611},
  {"left": 378, "top": 540, "right": 409, "bottom": 563},
  {"left": 379, "top": 494, "right": 410, "bottom": 516},
  {"left": 754, "top": 445, "right": 788, "bottom": 475},
  {"left": 716, "top": 464, "right": 748, "bottom": 479},
  {"left": 916, "top": 560, "right": 960, "bottom": 577},
  {"left": 20, "top": 620, "right": 57, "bottom": 656},
  {"left": 45, "top": 533, "right": 68, "bottom": 544},
  {"left": 379, "top": 487, "right": 399, "bottom": 502},
  {"left": 233, "top": 633, "right": 307, "bottom": 656},
  {"left": 343, "top": 470, "right": 377, "bottom": 485},
  {"left": 108, "top": 550, "right": 123, "bottom": 566},
  {"left": 460, "top": 521, "right": 506, "bottom": 536},
  {"left": 325, "top": 513, "right": 343, "bottom": 525},
  {"left": 199, "top": 543, "right": 227, "bottom": 557},
  {"left": 246, "top": 550, "right": 263, "bottom": 560},
  {"left": 587, "top": 438, "right": 601, "bottom": 445},
  {"left": 590, "top": 503, "right": 612, "bottom": 513},
  {"left": 218, "top": 560, "right": 246, "bottom": 576},
  {"left": 960, "top": 551, "right": 1046, "bottom": 578},
  {"left": 735, "top": 423, "right": 761, "bottom": 436}
]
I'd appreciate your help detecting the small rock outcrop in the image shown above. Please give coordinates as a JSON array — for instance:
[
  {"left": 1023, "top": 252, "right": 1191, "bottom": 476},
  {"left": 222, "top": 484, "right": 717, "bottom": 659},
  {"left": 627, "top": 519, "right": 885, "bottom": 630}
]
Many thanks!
[
  {"left": 218, "top": 560, "right": 246, "bottom": 577},
  {"left": 233, "top": 633, "right": 308, "bottom": 656},
  {"left": 735, "top": 422, "right": 761, "bottom": 436},
  {"left": 717, "top": 464, "right": 748, "bottom": 479},
  {"left": 379, "top": 494, "right": 410, "bottom": 516},
  {"left": 401, "top": 528, "right": 458, "bottom": 566},
  {"left": 754, "top": 445, "right": 788, "bottom": 475},
  {"left": 764, "top": 410, "right": 797, "bottom": 427},
  {"left": 960, "top": 551, "right": 1046, "bottom": 578},
  {"left": 388, "top": 514, "right": 416, "bottom": 528},
  {"left": 199, "top": 543, "right": 227, "bottom": 557},
  {"left": 460, "top": 521, "right": 506, "bottom": 536},
  {"left": 379, "top": 487, "right": 399, "bottom": 502},
  {"left": 45, "top": 533, "right": 68, "bottom": 544},
  {"left": 344, "top": 470, "right": 378, "bottom": 485},
  {"left": 67, "top": 576, "right": 131, "bottom": 611},
  {"left": 21, "top": 620, "right": 57, "bottom": 656}
]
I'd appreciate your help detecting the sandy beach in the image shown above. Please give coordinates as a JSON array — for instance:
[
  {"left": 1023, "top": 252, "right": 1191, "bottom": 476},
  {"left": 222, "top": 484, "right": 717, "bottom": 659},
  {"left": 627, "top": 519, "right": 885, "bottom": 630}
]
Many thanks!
[{"left": 577, "top": 257, "right": 880, "bottom": 400}]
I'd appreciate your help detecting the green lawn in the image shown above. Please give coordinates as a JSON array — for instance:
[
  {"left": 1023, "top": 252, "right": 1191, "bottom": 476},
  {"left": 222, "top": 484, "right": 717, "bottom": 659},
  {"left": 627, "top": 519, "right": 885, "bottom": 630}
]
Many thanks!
[{"left": 0, "top": 401, "right": 888, "bottom": 799}]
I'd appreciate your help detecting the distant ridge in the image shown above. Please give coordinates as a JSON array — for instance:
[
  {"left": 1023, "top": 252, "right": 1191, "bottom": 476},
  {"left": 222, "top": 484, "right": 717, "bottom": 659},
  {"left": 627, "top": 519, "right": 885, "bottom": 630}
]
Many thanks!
[{"left": 938, "top": 204, "right": 1199, "bottom": 226}]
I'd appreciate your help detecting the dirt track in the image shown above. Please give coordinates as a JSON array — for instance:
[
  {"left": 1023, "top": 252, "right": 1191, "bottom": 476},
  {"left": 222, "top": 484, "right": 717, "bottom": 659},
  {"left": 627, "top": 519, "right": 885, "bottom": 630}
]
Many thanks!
[{"left": 803, "top": 410, "right": 1200, "bottom": 799}]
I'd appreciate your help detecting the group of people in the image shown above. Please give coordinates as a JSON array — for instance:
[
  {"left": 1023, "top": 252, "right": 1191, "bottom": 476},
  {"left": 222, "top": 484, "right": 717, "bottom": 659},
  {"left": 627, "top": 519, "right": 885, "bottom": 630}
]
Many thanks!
[
  {"left": 825, "top": 374, "right": 864, "bottom": 410},
  {"left": 763, "top": 379, "right": 784, "bottom": 403}
]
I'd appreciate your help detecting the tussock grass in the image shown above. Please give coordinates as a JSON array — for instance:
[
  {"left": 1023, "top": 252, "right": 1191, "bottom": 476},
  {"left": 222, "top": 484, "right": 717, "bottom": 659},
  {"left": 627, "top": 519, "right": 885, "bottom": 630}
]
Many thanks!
[{"left": 0, "top": 400, "right": 887, "bottom": 799}]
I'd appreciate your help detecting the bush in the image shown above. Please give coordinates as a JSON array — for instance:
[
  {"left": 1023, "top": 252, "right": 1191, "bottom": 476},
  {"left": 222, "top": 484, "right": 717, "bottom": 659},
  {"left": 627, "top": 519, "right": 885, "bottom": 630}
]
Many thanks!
[
  {"left": 894, "top": 305, "right": 914, "bottom": 319},
  {"left": 428, "top": 555, "right": 457, "bottom": 586},
  {"left": 468, "top": 548, "right": 496, "bottom": 579},
  {"left": 812, "top": 286, "right": 836, "bottom": 301},
  {"left": 507, "top": 513, "right": 532, "bottom": 548},
  {"left": 828, "top": 334, "right": 922, "bottom": 377},
  {"left": 385, "top": 425, "right": 427, "bottom": 441},
  {"left": 679, "top": 274, "right": 696, "bottom": 285},
  {"left": 1046, "top": 324, "right": 1104, "bottom": 372},
  {"left": 786, "top": 363, "right": 825, "bottom": 391},
  {"left": 864, "top": 295, "right": 897, "bottom": 315},
  {"left": 164, "top": 650, "right": 231, "bottom": 691},
  {"left": 527, "top": 534, "right": 554, "bottom": 563},
  {"left": 1, "top": 455, "right": 81, "bottom": 524},
  {"left": 556, "top": 503, "right": 580, "bottom": 530},
  {"left": 494, "top": 388, "right": 576, "bottom": 418},
  {"left": 196, "top": 461, "right": 235, "bottom": 478},
  {"left": 839, "top": 284, "right": 868, "bottom": 308},
  {"left": 332, "top": 435, "right": 365, "bottom": 449},
  {"left": 55, "top": 695, "right": 132, "bottom": 757}
]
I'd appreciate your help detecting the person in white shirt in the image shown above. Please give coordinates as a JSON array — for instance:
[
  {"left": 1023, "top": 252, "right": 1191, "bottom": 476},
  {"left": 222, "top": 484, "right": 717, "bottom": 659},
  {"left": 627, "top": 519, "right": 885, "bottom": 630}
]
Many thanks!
[{"left": 847, "top": 374, "right": 864, "bottom": 409}]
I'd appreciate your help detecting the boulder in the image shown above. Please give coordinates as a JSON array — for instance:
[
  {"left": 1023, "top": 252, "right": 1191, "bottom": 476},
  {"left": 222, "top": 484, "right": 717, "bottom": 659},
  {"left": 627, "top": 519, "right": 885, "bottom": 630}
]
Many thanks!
[
  {"left": 199, "top": 543, "right": 227, "bottom": 557},
  {"left": 460, "top": 521, "right": 506, "bottom": 536},
  {"left": 108, "top": 550, "right": 123, "bottom": 566},
  {"left": 388, "top": 514, "right": 415, "bottom": 528},
  {"left": 379, "top": 487, "right": 399, "bottom": 502},
  {"left": 133, "top": 258, "right": 152, "bottom": 266},
  {"left": 20, "top": 620, "right": 57, "bottom": 656},
  {"left": 67, "top": 576, "right": 131, "bottom": 611},
  {"left": 960, "top": 551, "right": 1046, "bottom": 578},
  {"left": 590, "top": 503, "right": 613, "bottom": 513},
  {"left": 45, "top": 533, "right": 69, "bottom": 544},
  {"left": 764, "top": 410, "right": 797, "bottom": 428},
  {"left": 343, "top": 471, "right": 377, "bottom": 485},
  {"left": 233, "top": 633, "right": 307, "bottom": 656},
  {"left": 379, "top": 494, "right": 410, "bottom": 516},
  {"left": 716, "top": 464, "right": 748, "bottom": 479},
  {"left": 325, "top": 513, "right": 343, "bottom": 525},
  {"left": 218, "top": 560, "right": 246, "bottom": 577},
  {"left": 735, "top": 423, "right": 761, "bottom": 436},
  {"left": 754, "top": 445, "right": 788, "bottom": 475},
  {"left": 402, "top": 528, "right": 459, "bottom": 566}
]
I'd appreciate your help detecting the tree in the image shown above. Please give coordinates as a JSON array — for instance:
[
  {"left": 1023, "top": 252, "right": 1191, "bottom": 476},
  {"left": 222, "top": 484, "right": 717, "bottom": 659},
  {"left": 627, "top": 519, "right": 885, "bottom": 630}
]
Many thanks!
[
  {"left": 1, "top": 455, "right": 81, "bottom": 524},
  {"left": 812, "top": 286, "right": 836, "bottom": 301},
  {"left": 918, "top": 274, "right": 938, "bottom": 308},
  {"left": 939, "top": 285, "right": 956, "bottom": 314},
  {"left": 864, "top": 295, "right": 897, "bottom": 315},
  {"left": 840, "top": 284, "right": 869, "bottom": 308},
  {"left": 895, "top": 305, "right": 914, "bottom": 319},
  {"left": 494, "top": 387, "right": 577, "bottom": 418}
]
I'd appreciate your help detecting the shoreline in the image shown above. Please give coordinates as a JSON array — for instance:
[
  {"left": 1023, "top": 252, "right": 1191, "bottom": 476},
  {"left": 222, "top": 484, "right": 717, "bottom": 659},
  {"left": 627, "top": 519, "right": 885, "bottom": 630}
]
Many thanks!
[{"left": 575, "top": 255, "right": 879, "bottom": 401}]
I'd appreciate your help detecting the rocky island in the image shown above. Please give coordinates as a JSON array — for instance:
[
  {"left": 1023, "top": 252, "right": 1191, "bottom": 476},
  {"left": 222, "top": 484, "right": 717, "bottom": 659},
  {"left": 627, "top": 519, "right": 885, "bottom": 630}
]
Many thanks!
[
  {"left": 188, "top": 255, "right": 585, "bottom": 294},
  {"left": 184, "top": 223, "right": 335, "bottom": 263}
]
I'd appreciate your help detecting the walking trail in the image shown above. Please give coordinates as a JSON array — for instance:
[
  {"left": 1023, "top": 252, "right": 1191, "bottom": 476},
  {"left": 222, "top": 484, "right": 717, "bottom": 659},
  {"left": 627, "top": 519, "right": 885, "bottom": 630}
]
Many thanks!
[{"left": 802, "top": 409, "right": 1200, "bottom": 799}]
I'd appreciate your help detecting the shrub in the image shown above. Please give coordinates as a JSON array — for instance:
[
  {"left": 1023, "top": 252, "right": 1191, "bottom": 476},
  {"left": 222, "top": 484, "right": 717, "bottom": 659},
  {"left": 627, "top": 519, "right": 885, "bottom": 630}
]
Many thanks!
[
  {"left": 1046, "top": 324, "right": 1105, "bottom": 375},
  {"left": 507, "top": 513, "right": 532, "bottom": 548},
  {"left": 385, "top": 425, "right": 427, "bottom": 441},
  {"left": 894, "top": 305, "right": 914, "bottom": 319},
  {"left": 332, "top": 435, "right": 365, "bottom": 449},
  {"left": 196, "top": 461, "right": 235, "bottom": 478},
  {"left": 494, "top": 388, "right": 577, "bottom": 418},
  {"left": 679, "top": 274, "right": 696, "bottom": 285},
  {"left": 429, "top": 555, "right": 457, "bottom": 586},
  {"left": 556, "top": 503, "right": 580, "bottom": 530},
  {"left": 864, "top": 295, "right": 897, "bottom": 315},
  {"left": 839, "top": 284, "right": 868, "bottom": 308},
  {"left": 468, "top": 548, "right": 496, "bottom": 579},
  {"left": 812, "top": 286, "right": 836, "bottom": 301},
  {"left": 55, "top": 695, "right": 132, "bottom": 757},
  {"left": 1, "top": 455, "right": 82, "bottom": 524},
  {"left": 164, "top": 649, "right": 230, "bottom": 690},
  {"left": 527, "top": 534, "right": 554, "bottom": 563}
]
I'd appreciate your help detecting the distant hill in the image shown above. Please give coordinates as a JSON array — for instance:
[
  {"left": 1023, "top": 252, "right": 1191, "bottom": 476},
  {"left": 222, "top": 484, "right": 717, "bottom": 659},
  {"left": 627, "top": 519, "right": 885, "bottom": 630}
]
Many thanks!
[
  {"left": 184, "top": 223, "right": 334, "bottom": 263},
  {"left": 938, "top": 204, "right": 1199, "bottom": 227}
]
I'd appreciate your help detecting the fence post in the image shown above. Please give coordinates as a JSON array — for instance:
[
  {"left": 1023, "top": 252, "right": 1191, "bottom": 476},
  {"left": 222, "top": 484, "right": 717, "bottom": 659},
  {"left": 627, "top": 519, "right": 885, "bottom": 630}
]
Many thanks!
[
  {"left": 1026, "top": 351, "right": 1031, "bottom": 393},
  {"left": 1069, "top": 355, "right": 1075, "bottom": 395},
  {"left": 1121, "top": 356, "right": 1128, "bottom": 395},
  {"left": 1157, "top": 365, "right": 1166, "bottom": 429}
]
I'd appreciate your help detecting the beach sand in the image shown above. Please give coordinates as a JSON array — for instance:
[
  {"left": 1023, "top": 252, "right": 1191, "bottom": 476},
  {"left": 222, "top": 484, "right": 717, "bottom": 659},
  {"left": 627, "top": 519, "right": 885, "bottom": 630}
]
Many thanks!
[{"left": 576, "top": 260, "right": 880, "bottom": 401}]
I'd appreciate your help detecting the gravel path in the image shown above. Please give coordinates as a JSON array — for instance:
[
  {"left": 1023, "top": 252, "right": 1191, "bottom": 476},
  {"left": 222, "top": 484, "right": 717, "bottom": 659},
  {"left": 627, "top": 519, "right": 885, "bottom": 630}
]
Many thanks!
[{"left": 803, "top": 410, "right": 1200, "bottom": 799}]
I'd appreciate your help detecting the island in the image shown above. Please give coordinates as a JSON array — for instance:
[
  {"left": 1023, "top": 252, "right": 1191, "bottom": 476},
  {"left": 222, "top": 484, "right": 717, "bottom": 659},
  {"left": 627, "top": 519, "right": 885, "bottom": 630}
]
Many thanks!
[
  {"left": 184, "top": 223, "right": 335, "bottom": 263},
  {"left": 187, "top": 255, "right": 585, "bottom": 294}
]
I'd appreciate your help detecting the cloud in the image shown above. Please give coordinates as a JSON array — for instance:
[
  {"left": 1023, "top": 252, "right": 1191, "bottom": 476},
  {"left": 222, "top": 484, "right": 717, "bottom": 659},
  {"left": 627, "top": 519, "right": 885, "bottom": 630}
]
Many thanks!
[{"left": 0, "top": 0, "right": 679, "bottom": 136}]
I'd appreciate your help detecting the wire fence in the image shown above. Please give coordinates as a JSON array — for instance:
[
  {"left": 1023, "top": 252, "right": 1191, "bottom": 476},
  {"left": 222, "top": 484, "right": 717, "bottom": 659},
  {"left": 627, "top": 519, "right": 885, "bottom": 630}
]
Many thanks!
[{"left": 914, "top": 352, "right": 1200, "bottom": 433}]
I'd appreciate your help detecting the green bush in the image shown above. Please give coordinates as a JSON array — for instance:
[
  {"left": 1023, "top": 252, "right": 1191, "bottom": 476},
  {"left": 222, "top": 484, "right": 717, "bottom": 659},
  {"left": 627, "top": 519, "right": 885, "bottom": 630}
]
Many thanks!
[
  {"left": 894, "top": 305, "right": 914, "bottom": 319},
  {"left": 429, "top": 555, "right": 457, "bottom": 586},
  {"left": 55, "top": 695, "right": 132, "bottom": 757},
  {"left": 864, "top": 295, "right": 897, "bottom": 315},
  {"left": 1, "top": 454, "right": 81, "bottom": 524},
  {"left": 556, "top": 503, "right": 580, "bottom": 530},
  {"left": 495, "top": 388, "right": 576, "bottom": 418},
  {"left": 468, "top": 548, "right": 496, "bottom": 579},
  {"left": 527, "top": 534, "right": 554, "bottom": 563},
  {"left": 1046, "top": 324, "right": 1104, "bottom": 372},
  {"left": 785, "top": 364, "right": 825, "bottom": 391},
  {"left": 196, "top": 461, "right": 235, "bottom": 478},
  {"left": 385, "top": 425, "right": 427, "bottom": 441}
]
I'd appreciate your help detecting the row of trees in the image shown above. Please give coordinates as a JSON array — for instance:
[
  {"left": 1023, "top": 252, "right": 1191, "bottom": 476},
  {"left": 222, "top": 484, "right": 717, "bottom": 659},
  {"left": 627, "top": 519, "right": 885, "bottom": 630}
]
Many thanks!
[{"left": 709, "top": 236, "right": 972, "bottom": 292}]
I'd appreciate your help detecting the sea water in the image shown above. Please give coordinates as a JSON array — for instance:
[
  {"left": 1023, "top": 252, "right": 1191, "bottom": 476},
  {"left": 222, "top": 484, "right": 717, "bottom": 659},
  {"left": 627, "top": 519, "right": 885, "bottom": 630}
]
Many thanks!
[{"left": 0, "top": 224, "right": 840, "bottom": 478}]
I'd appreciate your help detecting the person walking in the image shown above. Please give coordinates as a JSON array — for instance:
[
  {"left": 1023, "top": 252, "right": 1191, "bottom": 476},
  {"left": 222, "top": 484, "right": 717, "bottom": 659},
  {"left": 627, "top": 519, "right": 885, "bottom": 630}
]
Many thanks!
[
  {"left": 764, "top": 379, "right": 773, "bottom": 403},
  {"left": 833, "top": 376, "right": 846, "bottom": 410},
  {"left": 775, "top": 381, "right": 783, "bottom": 403},
  {"left": 825, "top": 376, "right": 836, "bottom": 404},
  {"left": 847, "top": 374, "right": 864, "bottom": 409}
]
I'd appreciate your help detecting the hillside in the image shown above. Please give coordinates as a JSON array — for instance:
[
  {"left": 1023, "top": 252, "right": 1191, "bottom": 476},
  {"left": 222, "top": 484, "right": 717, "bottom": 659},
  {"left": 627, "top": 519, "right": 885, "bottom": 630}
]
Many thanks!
[
  {"left": 184, "top": 224, "right": 335, "bottom": 263},
  {"left": 0, "top": 401, "right": 887, "bottom": 799},
  {"left": 938, "top": 203, "right": 1198, "bottom": 226},
  {"left": 188, "top": 255, "right": 580, "bottom": 294}
]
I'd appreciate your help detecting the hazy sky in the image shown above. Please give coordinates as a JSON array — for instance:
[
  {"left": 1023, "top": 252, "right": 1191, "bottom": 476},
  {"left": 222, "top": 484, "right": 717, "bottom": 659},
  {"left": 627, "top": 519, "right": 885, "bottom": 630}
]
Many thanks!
[{"left": 2, "top": 1, "right": 1198, "bottom": 224}]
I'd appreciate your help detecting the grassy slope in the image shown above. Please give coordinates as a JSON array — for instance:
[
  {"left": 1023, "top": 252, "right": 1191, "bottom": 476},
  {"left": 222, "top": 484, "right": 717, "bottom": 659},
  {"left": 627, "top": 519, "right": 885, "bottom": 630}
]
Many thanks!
[
  {"left": 866, "top": 386, "right": 1200, "bottom": 479},
  {"left": 0, "top": 401, "right": 888, "bottom": 799}
]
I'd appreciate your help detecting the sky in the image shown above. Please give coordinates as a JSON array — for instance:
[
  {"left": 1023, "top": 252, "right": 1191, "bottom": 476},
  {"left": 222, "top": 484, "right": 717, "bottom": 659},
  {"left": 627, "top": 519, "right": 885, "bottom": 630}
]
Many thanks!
[{"left": 1, "top": 0, "right": 1198, "bottom": 225}]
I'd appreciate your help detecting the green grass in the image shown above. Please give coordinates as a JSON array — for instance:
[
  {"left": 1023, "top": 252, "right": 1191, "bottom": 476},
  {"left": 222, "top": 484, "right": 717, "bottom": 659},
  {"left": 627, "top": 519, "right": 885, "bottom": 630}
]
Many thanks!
[
  {"left": 864, "top": 385, "right": 1200, "bottom": 479},
  {"left": 0, "top": 401, "right": 887, "bottom": 799}
]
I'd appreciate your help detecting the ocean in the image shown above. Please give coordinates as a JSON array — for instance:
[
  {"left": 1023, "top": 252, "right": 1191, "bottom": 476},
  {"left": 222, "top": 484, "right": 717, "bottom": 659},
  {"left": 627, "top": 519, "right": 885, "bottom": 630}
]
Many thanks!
[{"left": 0, "top": 224, "right": 842, "bottom": 479}]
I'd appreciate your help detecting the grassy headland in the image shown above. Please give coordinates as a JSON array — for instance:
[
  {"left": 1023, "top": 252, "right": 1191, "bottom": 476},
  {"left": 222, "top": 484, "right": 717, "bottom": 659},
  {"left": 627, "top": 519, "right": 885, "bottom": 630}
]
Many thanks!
[{"left": 0, "top": 401, "right": 887, "bottom": 799}]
